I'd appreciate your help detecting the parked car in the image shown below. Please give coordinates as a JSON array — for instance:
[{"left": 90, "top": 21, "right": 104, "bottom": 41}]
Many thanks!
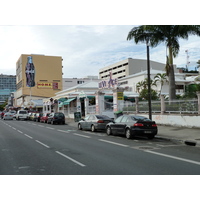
[
  {"left": 16, "top": 110, "right": 29, "bottom": 120},
  {"left": 47, "top": 112, "right": 65, "bottom": 125},
  {"left": 40, "top": 113, "right": 50, "bottom": 123},
  {"left": 33, "top": 113, "right": 43, "bottom": 122},
  {"left": 9, "top": 110, "right": 16, "bottom": 119},
  {"left": 78, "top": 114, "right": 113, "bottom": 132},
  {"left": 3, "top": 112, "right": 14, "bottom": 120},
  {"left": 106, "top": 115, "right": 157, "bottom": 139},
  {"left": 28, "top": 112, "right": 36, "bottom": 121}
]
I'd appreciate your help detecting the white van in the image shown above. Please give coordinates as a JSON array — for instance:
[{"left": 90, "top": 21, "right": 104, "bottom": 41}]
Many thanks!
[{"left": 16, "top": 110, "right": 28, "bottom": 120}]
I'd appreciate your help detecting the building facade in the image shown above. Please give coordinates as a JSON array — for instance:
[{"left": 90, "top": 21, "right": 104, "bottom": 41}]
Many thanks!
[
  {"left": 63, "top": 76, "right": 100, "bottom": 90},
  {"left": 0, "top": 74, "right": 16, "bottom": 105},
  {"left": 99, "top": 58, "right": 178, "bottom": 80},
  {"left": 118, "top": 69, "right": 187, "bottom": 95},
  {"left": 15, "top": 54, "right": 63, "bottom": 108}
]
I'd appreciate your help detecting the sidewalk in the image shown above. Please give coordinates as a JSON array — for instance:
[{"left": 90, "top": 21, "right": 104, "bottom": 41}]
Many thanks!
[{"left": 65, "top": 118, "right": 200, "bottom": 147}]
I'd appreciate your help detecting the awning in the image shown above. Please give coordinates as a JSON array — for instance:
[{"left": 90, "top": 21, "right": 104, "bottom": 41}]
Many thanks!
[
  {"left": 63, "top": 98, "right": 76, "bottom": 105},
  {"left": 58, "top": 98, "right": 67, "bottom": 102}
]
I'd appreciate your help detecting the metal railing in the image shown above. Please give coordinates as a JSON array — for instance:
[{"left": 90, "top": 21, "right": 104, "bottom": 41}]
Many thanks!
[{"left": 121, "top": 99, "right": 198, "bottom": 114}]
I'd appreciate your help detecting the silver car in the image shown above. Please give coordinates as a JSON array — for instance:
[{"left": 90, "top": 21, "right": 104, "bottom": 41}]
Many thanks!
[
  {"left": 3, "top": 112, "right": 14, "bottom": 120},
  {"left": 78, "top": 114, "right": 113, "bottom": 132}
]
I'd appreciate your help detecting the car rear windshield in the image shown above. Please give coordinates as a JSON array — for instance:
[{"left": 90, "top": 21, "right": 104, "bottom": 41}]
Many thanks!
[
  {"left": 19, "top": 111, "right": 27, "bottom": 114},
  {"left": 96, "top": 115, "right": 111, "bottom": 120},
  {"left": 55, "top": 113, "right": 64, "bottom": 117},
  {"left": 131, "top": 116, "right": 151, "bottom": 121}
]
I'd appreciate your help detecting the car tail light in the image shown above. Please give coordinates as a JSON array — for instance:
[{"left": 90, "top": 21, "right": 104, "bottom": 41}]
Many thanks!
[
  {"left": 152, "top": 124, "right": 157, "bottom": 127},
  {"left": 134, "top": 123, "right": 144, "bottom": 127},
  {"left": 97, "top": 120, "right": 104, "bottom": 123}
]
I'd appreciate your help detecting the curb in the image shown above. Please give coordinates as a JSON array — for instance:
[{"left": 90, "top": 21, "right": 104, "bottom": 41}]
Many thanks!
[
  {"left": 155, "top": 136, "right": 200, "bottom": 147},
  {"left": 66, "top": 122, "right": 200, "bottom": 148}
]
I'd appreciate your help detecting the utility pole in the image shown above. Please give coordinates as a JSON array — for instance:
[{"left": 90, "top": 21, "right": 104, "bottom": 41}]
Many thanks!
[{"left": 146, "top": 41, "right": 152, "bottom": 120}]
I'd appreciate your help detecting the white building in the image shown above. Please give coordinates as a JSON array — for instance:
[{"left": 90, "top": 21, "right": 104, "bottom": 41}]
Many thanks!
[
  {"left": 62, "top": 76, "right": 100, "bottom": 90},
  {"left": 99, "top": 58, "right": 178, "bottom": 80},
  {"left": 118, "top": 69, "right": 189, "bottom": 95}
]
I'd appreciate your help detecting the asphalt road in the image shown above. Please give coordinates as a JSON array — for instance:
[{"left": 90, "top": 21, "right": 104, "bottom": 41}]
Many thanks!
[{"left": 0, "top": 119, "right": 200, "bottom": 175}]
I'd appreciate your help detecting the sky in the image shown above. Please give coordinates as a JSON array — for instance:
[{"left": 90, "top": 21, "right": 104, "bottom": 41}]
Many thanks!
[
  {"left": 1, "top": 0, "right": 200, "bottom": 80},
  {"left": 0, "top": 25, "right": 200, "bottom": 79}
]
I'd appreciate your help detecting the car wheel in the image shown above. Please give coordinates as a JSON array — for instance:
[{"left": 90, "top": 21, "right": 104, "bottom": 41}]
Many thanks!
[
  {"left": 148, "top": 135, "right": 154, "bottom": 140},
  {"left": 78, "top": 123, "right": 82, "bottom": 130},
  {"left": 91, "top": 125, "right": 96, "bottom": 132},
  {"left": 106, "top": 126, "right": 112, "bottom": 136},
  {"left": 125, "top": 128, "right": 132, "bottom": 139}
]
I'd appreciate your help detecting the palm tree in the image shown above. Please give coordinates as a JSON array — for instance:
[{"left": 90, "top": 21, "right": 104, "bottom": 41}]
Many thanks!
[
  {"left": 127, "top": 25, "right": 200, "bottom": 100},
  {"left": 197, "top": 60, "right": 200, "bottom": 68},
  {"left": 154, "top": 73, "right": 168, "bottom": 96},
  {"left": 136, "top": 78, "right": 156, "bottom": 93}
]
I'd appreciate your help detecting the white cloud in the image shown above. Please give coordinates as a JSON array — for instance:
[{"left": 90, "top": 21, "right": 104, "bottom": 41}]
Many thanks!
[{"left": 0, "top": 25, "right": 200, "bottom": 78}]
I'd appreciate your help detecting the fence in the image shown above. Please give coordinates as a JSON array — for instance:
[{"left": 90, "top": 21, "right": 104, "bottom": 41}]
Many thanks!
[{"left": 121, "top": 99, "right": 199, "bottom": 114}]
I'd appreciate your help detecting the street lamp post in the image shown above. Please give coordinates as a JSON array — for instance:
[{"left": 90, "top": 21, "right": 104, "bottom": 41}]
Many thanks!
[{"left": 146, "top": 41, "right": 152, "bottom": 120}]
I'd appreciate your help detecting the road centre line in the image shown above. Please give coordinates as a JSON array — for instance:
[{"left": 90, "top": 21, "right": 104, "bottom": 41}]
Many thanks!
[
  {"left": 145, "top": 150, "right": 200, "bottom": 166},
  {"left": 99, "top": 139, "right": 129, "bottom": 147},
  {"left": 73, "top": 133, "right": 91, "bottom": 138},
  {"left": 35, "top": 140, "right": 50, "bottom": 148},
  {"left": 38, "top": 125, "right": 44, "bottom": 127},
  {"left": 17, "top": 130, "right": 23, "bottom": 134},
  {"left": 24, "top": 134, "right": 33, "bottom": 139},
  {"left": 57, "top": 129, "right": 69, "bottom": 133},
  {"left": 12, "top": 127, "right": 16, "bottom": 130},
  {"left": 55, "top": 151, "right": 86, "bottom": 167},
  {"left": 46, "top": 127, "right": 55, "bottom": 130}
]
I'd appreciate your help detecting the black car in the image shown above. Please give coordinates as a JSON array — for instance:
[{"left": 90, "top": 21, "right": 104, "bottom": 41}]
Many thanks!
[
  {"left": 47, "top": 112, "right": 65, "bottom": 125},
  {"left": 78, "top": 114, "right": 113, "bottom": 132},
  {"left": 106, "top": 115, "right": 157, "bottom": 139}
]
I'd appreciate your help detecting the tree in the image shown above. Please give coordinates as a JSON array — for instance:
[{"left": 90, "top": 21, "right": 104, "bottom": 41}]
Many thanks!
[
  {"left": 197, "top": 60, "right": 200, "bottom": 68},
  {"left": 139, "top": 88, "right": 158, "bottom": 101},
  {"left": 136, "top": 78, "right": 156, "bottom": 93},
  {"left": 154, "top": 73, "right": 168, "bottom": 96},
  {"left": 127, "top": 25, "right": 200, "bottom": 100}
]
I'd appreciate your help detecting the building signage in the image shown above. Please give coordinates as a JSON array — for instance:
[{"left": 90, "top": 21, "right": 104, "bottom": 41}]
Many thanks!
[
  {"left": 117, "top": 92, "right": 124, "bottom": 100},
  {"left": 37, "top": 82, "right": 59, "bottom": 89},
  {"left": 99, "top": 71, "right": 118, "bottom": 89},
  {"left": 37, "top": 82, "right": 53, "bottom": 89}
]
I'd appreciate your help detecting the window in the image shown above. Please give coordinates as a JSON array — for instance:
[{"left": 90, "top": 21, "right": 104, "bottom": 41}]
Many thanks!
[
  {"left": 121, "top": 116, "right": 128, "bottom": 122},
  {"left": 77, "top": 81, "right": 84, "bottom": 84},
  {"left": 115, "top": 115, "right": 124, "bottom": 123}
]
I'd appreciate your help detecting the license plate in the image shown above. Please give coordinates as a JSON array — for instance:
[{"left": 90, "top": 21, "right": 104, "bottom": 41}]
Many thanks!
[{"left": 144, "top": 131, "right": 152, "bottom": 133}]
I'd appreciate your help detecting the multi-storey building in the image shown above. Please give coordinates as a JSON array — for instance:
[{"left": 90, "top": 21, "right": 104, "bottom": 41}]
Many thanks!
[
  {"left": 62, "top": 76, "right": 100, "bottom": 90},
  {"left": 99, "top": 58, "right": 178, "bottom": 80},
  {"left": 15, "top": 54, "right": 63, "bottom": 108},
  {"left": 0, "top": 74, "right": 16, "bottom": 105}
]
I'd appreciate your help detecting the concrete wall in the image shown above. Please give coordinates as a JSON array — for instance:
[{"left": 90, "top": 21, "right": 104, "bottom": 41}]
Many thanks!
[{"left": 140, "top": 114, "right": 200, "bottom": 129}]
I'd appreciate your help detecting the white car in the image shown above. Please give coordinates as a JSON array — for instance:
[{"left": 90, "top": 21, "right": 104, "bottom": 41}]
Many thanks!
[
  {"left": 16, "top": 110, "right": 28, "bottom": 120},
  {"left": 3, "top": 112, "right": 14, "bottom": 120}
]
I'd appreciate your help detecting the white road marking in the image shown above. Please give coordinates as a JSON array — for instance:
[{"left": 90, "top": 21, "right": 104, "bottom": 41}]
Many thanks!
[
  {"left": 12, "top": 127, "right": 16, "bottom": 130},
  {"left": 17, "top": 130, "right": 23, "bottom": 134},
  {"left": 35, "top": 140, "right": 50, "bottom": 148},
  {"left": 145, "top": 150, "right": 200, "bottom": 166},
  {"left": 24, "top": 134, "right": 33, "bottom": 139},
  {"left": 46, "top": 127, "right": 55, "bottom": 130},
  {"left": 38, "top": 125, "right": 44, "bottom": 127},
  {"left": 99, "top": 139, "right": 128, "bottom": 147},
  {"left": 55, "top": 151, "right": 86, "bottom": 167},
  {"left": 57, "top": 129, "right": 68, "bottom": 133},
  {"left": 73, "top": 133, "right": 91, "bottom": 138}
]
